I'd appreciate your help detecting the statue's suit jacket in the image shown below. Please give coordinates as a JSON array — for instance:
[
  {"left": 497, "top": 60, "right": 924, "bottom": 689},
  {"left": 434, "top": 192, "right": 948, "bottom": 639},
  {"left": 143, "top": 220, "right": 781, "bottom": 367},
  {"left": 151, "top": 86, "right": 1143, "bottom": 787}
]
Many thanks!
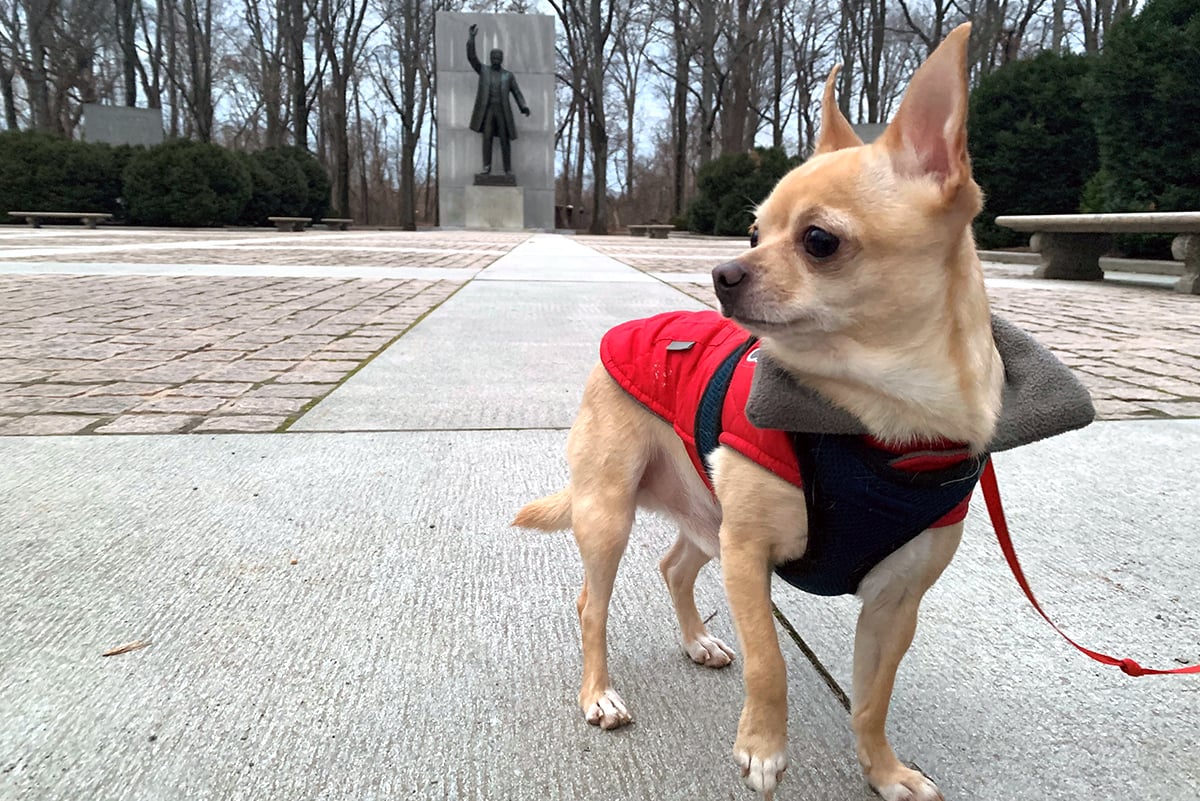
[{"left": 467, "top": 37, "right": 526, "bottom": 140}]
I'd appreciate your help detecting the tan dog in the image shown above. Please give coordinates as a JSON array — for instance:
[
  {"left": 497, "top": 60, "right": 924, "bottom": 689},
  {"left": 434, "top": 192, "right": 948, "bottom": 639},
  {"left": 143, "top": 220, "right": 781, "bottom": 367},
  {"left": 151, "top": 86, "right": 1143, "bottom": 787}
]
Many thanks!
[{"left": 515, "top": 24, "right": 999, "bottom": 801}]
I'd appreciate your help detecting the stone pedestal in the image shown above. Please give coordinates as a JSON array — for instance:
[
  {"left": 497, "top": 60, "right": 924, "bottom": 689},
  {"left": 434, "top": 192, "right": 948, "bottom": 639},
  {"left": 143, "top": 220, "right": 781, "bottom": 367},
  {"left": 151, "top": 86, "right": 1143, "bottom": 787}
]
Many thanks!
[
  {"left": 1171, "top": 234, "right": 1200, "bottom": 295},
  {"left": 465, "top": 185, "right": 525, "bottom": 230},
  {"left": 1031, "top": 232, "right": 1110, "bottom": 281}
]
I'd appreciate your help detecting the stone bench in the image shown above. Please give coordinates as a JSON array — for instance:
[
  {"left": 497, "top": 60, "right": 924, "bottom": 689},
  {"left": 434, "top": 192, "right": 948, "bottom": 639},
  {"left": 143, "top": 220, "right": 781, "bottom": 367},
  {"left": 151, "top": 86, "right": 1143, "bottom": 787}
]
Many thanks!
[
  {"left": 628, "top": 224, "right": 674, "bottom": 239},
  {"left": 267, "top": 216, "right": 311, "bottom": 232},
  {"left": 318, "top": 217, "right": 353, "bottom": 231},
  {"left": 8, "top": 211, "right": 113, "bottom": 229},
  {"left": 995, "top": 212, "right": 1200, "bottom": 294}
]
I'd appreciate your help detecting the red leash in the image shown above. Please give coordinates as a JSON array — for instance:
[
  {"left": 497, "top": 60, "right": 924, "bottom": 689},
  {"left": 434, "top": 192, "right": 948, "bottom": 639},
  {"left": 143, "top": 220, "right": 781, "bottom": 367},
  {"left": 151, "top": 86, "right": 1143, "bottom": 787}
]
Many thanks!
[{"left": 980, "top": 459, "right": 1200, "bottom": 676}]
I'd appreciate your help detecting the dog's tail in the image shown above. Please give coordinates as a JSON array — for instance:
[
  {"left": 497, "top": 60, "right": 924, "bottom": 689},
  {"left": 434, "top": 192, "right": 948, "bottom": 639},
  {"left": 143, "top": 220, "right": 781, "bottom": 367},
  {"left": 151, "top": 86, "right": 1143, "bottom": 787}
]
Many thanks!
[{"left": 511, "top": 488, "right": 572, "bottom": 531}]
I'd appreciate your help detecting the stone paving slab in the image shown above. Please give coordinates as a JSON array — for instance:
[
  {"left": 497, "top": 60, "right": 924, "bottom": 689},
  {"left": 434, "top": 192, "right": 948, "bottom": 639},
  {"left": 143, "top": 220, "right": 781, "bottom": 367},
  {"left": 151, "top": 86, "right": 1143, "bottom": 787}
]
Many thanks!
[
  {"left": 0, "top": 430, "right": 871, "bottom": 801},
  {"left": 0, "top": 262, "right": 482, "bottom": 280},
  {"left": 292, "top": 279, "right": 704, "bottom": 431},
  {"left": 1, "top": 250, "right": 505, "bottom": 267},
  {"left": 0, "top": 229, "right": 530, "bottom": 262},
  {"left": 0, "top": 275, "right": 462, "bottom": 435},
  {"left": 476, "top": 233, "right": 657, "bottom": 282},
  {"left": 772, "top": 420, "right": 1200, "bottom": 801}
]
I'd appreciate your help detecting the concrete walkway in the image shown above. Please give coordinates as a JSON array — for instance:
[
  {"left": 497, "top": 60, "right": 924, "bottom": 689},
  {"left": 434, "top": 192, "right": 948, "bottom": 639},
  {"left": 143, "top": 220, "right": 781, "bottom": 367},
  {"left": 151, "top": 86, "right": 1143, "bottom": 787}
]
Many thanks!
[{"left": 1, "top": 234, "right": 1198, "bottom": 801}]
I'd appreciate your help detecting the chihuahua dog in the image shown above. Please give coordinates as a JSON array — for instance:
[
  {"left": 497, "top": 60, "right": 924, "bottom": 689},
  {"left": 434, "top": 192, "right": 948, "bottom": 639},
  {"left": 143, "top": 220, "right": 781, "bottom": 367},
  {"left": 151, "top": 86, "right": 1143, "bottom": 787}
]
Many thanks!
[{"left": 515, "top": 24, "right": 998, "bottom": 801}]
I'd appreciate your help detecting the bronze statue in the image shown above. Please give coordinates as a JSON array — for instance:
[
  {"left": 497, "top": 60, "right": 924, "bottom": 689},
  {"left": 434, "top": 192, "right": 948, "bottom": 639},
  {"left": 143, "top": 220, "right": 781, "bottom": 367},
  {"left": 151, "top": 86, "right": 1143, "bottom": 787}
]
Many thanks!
[{"left": 467, "top": 23, "right": 530, "bottom": 179}]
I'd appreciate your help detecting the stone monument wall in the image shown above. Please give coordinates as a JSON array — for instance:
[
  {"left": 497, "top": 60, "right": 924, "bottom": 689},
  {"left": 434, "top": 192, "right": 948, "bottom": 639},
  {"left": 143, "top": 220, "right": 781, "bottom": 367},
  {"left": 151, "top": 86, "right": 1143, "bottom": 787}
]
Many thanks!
[
  {"left": 81, "top": 104, "right": 165, "bottom": 147},
  {"left": 435, "top": 11, "right": 555, "bottom": 230}
]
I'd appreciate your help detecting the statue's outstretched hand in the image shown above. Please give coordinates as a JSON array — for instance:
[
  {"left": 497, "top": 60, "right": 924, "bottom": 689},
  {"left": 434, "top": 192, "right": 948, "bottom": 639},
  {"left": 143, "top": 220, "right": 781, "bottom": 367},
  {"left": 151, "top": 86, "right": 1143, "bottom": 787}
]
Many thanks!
[
  {"left": 469, "top": 24, "right": 478, "bottom": 36},
  {"left": 521, "top": 106, "right": 531, "bottom": 117}
]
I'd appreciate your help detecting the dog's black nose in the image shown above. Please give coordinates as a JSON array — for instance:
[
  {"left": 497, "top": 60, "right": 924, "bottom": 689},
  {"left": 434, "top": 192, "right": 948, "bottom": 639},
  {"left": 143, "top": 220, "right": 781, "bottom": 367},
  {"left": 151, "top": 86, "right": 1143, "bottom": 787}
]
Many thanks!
[{"left": 713, "top": 261, "right": 747, "bottom": 290}]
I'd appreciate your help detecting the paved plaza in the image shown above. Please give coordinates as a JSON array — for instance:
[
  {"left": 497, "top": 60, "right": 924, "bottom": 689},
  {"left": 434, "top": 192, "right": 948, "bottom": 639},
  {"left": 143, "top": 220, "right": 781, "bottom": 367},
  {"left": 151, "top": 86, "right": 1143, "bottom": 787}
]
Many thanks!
[
  {"left": 1, "top": 229, "right": 1198, "bottom": 437},
  {"left": 1, "top": 226, "right": 1197, "bottom": 801}
]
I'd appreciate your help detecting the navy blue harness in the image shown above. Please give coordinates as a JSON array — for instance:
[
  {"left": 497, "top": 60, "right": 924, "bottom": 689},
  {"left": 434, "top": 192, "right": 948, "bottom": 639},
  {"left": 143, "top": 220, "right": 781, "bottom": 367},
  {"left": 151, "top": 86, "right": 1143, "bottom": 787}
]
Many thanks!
[{"left": 695, "top": 361, "right": 986, "bottom": 596}]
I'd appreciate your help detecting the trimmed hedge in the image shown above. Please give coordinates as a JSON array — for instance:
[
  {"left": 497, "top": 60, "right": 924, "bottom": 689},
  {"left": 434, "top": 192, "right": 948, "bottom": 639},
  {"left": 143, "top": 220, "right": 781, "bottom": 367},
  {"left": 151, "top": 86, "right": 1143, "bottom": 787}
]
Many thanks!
[
  {"left": 123, "top": 139, "right": 252, "bottom": 227},
  {"left": 237, "top": 149, "right": 309, "bottom": 226},
  {"left": 1083, "top": 0, "right": 1200, "bottom": 256},
  {"left": 0, "top": 133, "right": 332, "bottom": 228},
  {"left": 688, "top": 147, "right": 799, "bottom": 236},
  {"left": 969, "top": 52, "right": 1098, "bottom": 249},
  {"left": 0, "top": 131, "right": 127, "bottom": 220},
  {"left": 275, "top": 146, "right": 332, "bottom": 221}
]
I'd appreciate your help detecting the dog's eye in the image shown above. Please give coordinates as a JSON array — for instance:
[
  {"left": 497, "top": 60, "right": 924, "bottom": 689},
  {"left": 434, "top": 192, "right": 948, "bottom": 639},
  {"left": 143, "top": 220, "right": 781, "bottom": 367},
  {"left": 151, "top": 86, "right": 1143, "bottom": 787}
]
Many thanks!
[{"left": 803, "top": 226, "right": 840, "bottom": 259}]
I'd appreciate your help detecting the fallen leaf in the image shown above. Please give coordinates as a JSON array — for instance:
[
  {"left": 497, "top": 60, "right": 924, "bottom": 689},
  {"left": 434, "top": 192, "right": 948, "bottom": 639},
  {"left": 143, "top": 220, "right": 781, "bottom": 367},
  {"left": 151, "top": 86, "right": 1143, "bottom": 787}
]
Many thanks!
[{"left": 102, "top": 640, "right": 150, "bottom": 657}]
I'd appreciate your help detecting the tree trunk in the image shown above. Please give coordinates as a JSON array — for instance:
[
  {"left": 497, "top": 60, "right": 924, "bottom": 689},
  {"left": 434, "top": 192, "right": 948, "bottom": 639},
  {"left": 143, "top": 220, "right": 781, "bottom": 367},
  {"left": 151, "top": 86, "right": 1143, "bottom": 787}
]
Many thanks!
[
  {"left": 0, "top": 44, "right": 17, "bottom": 129},
  {"left": 722, "top": 0, "right": 757, "bottom": 155},
  {"left": 165, "top": 0, "right": 180, "bottom": 136},
  {"left": 116, "top": 0, "right": 138, "bottom": 105},
  {"left": 864, "top": 0, "right": 884, "bottom": 124},
  {"left": 288, "top": 0, "right": 307, "bottom": 147},
  {"left": 671, "top": 3, "right": 689, "bottom": 217},
  {"left": 331, "top": 90, "right": 350, "bottom": 214},
  {"left": 143, "top": 0, "right": 164, "bottom": 109},
  {"left": 770, "top": 0, "right": 785, "bottom": 148},
  {"left": 182, "top": 0, "right": 214, "bottom": 141},
  {"left": 586, "top": 0, "right": 607, "bottom": 233},
  {"left": 698, "top": 0, "right": 716, "bottom": 164},
  {"left": 24, "top": 0, "right": 53, "bottom": 131},
  {"left": 354, "top": 82, "right": 368, "bottom": 223}
]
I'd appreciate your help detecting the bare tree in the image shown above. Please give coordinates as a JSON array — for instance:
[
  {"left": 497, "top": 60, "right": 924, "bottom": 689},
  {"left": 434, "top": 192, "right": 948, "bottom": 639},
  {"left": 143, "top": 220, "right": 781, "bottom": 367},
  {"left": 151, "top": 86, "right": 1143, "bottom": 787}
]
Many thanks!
[
  {"left": 374, "top": 0, "right": 434, "bottom": 229},
  {"left": 180, "top": 0, "right": 215, "bottom": 140},
  {"left": 720, "top": 0, "right": 770, "bottom": 152},
  {"left": 667, "top": 0, "right": 691, "bottom": 214},
  {"left": 21, "top": 0, "right": 53, "bottom": 130},
  {"left": 243, "top": 0, "right": 287, "bottom": 146},
  {"left": 550, "top": 0, "right": 616, "bottom": 234},
  {"left": 114, "top": 0, "right": 137, "bottom": 104},
  {"left": 311, "top": 0, "right": 378, "bottom": 214},
  {"left": 609, "top": 0, "right": 651, "bottom": 205},
  {"left": 0, "top": 0, "right": 23, "bottom": 128},
  {"left": 696, "top": 0, "right": 720, "bottom": 164},
  {"left": 284, "top": 0, "right": 308, "bottom": 146},
  {"left": 786, "top": 0, "right": 836, "bottom": 154}
]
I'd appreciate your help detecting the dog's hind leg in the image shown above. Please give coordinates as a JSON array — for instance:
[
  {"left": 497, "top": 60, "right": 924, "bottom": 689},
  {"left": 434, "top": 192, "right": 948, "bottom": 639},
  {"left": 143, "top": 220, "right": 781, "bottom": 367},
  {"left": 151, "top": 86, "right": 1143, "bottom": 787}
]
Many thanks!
[
  {"left": 659, "top": 532, "right": 736, "bottom": 668},
  {"left": 572, "top": 491, "right": 637, "bottom": 729},
  {"left": 850, "top": 523, "right": 964, "bottom": 801},
  {"left": 566, "top": 367, "right": 655, "bottom": 730}
]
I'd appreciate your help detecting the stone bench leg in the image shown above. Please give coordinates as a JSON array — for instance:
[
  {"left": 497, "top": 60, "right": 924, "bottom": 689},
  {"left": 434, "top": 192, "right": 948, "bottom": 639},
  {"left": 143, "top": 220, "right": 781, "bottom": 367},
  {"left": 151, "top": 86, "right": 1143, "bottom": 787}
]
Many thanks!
[
  {"left": 1172, "top": 234, "right": 1199, "bottom": 295},
  {"left": 25, "top": 217, "right": 41, "bottom": 229},
  {"left": 82, "top": 217, "right": 99, "bottom": 229},
  {"left": 1030, "top": 232, "right": 1110, "bottom": 281},
  {"left": 649, "top": 228, "right": 670, "bottom": 239}
]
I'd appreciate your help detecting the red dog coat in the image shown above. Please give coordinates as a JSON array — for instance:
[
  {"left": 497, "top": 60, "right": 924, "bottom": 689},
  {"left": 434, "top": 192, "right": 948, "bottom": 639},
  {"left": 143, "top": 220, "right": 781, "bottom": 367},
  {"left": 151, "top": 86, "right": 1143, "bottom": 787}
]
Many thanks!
[{"left": 600, "top": 310, "right": 980, "bottom": 595}]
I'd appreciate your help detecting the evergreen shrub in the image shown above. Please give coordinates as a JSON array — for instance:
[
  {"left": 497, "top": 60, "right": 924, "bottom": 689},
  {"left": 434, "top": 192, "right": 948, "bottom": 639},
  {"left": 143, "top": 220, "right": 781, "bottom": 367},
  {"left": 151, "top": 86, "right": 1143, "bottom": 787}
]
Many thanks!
[
  {"left": 688, "top": 147, "right": 798, "bottom": 237},
  {"left": 1084, "top": 0, "right": 1200, "bottom": 256},
  {"left": 968, "top": 52, "right": 1098, "bottom": 249},
  {"left": 123, "top": 139, "right": 252, "bottom": 227},
  {"left": 0, "top": 131, "right": 124, "bottom": 220}
]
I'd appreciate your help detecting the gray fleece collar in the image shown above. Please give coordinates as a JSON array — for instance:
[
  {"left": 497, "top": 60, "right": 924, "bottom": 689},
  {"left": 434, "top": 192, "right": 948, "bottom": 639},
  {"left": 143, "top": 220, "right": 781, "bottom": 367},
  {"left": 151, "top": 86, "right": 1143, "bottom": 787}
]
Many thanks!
[{"left": 744, "top": 315, "right": 1095, "bottom": 452}]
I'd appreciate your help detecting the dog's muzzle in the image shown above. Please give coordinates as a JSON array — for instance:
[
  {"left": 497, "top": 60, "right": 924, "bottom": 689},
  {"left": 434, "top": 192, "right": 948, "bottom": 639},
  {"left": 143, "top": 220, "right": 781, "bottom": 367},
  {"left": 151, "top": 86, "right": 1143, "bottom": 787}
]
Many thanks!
[{"left": 713, "top": 260, "right": 750, "bottom": 314}]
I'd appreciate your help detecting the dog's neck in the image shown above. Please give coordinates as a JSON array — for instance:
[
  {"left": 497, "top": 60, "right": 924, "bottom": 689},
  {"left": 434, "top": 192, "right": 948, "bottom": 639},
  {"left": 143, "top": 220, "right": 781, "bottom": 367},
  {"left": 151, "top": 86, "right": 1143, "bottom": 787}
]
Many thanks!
[{"left": 762, "top": 240, "right": 1003, "bottom": 452}]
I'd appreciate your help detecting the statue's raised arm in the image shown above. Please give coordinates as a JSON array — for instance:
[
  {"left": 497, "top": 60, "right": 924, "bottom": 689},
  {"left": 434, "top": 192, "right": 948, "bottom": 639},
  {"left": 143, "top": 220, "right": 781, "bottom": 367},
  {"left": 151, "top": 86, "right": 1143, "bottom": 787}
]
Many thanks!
[{"left": 466, "top": 24, "right": 482, "bottom": 74}]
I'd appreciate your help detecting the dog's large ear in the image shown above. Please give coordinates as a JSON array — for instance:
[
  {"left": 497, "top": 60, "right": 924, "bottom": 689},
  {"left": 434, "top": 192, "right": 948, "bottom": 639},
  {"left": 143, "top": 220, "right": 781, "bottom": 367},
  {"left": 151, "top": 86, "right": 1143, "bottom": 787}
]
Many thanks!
[
  {"left": 812, "top": 66, "right": 863, "bottom": 156},
  {"left": 880, "top": 23, "right": 972, "bottom": 193}
]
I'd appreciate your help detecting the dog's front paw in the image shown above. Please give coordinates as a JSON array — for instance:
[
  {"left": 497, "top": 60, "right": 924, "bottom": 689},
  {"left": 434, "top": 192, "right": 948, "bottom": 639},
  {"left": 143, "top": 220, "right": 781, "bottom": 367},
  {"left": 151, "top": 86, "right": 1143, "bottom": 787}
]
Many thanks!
[
  {"left": 871, "top": 766, "right": 943, "bottom": 801},
  {"left": 684, "top": 633, "right": 736, "bottom": 668},
  {"left": 581, "top": 688, "right": 633, "bottom": 730},
  {"left": 734, "top": 738, "right": 788, "bottom": 798}
]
